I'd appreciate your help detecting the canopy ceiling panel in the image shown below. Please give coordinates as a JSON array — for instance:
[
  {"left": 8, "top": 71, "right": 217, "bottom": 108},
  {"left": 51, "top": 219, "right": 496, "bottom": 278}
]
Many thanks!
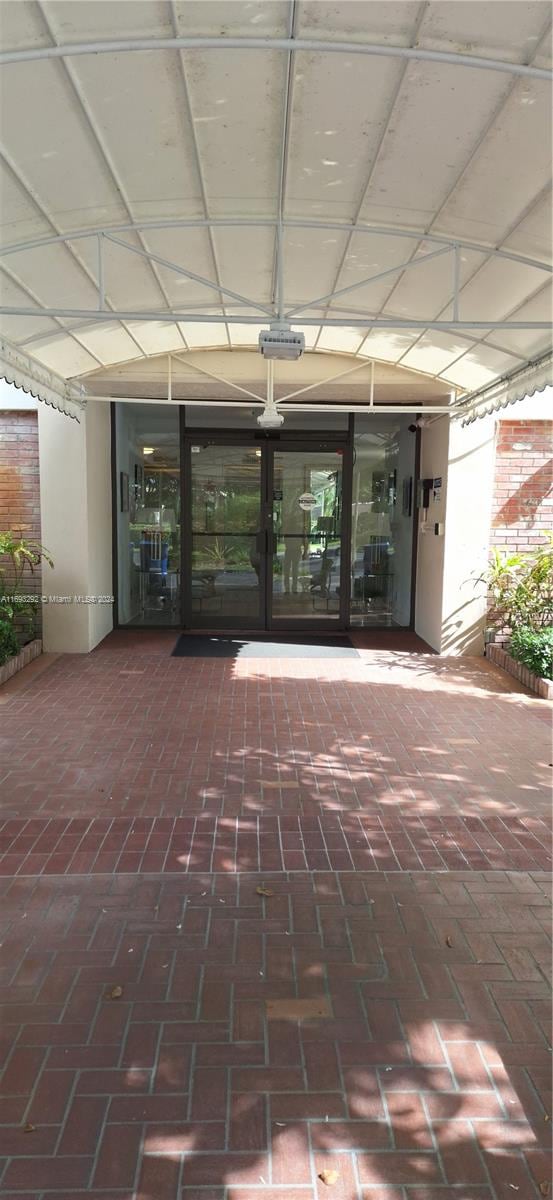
[
  {"left": 180, "top": 48, "right": 286, "bottom": 218},
  {"left": 178, "top": 315, "right": 229, "bottom": 349},
  {"left": 0, "top": 0, "right": 550, "bottom": 404},
  {"left": 286, "top": 52, "right": 403, "bottom": 222},
  {"left": 503, "top": 189, "right": 552, "bottom": 262},
  {"left": 483, "top": 286, "right": 552, "bottom": 359},
  {"left": 356, "top": 62, "right": 513, "bottom": 232},
  {"left": 209, "top": 226, "right": 276, "bottom": 307},
  {"left": 282, "top": 226, "right": 350, "bottom": 306},
  {"left": 68, "top": 232, "right": 178, "bottom": 315},
  {"left": 384, "top": 247, "right": 485, "bottom": 324},
  {"left": 439, "top": 344, "right": 523, "bottom": 390},
  {"left": 72, "top": 323, "right": 146, "bottom": 366},
  {"left": 52, "top": 49, "right": 206, "bottom": 223},
  {"left": 172, "top": 0, "right": 290, "bottom": 40},
  {"left": 434, "top": 78, "right": 552, "bottom": 245}
]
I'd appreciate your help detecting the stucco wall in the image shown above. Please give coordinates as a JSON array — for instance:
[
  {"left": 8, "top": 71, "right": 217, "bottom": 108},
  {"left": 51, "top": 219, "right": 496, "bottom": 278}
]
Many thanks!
[
  {"left": 38, "top": 400, "right": 112, "bottom": 652},
  {"left": 414, "top": 417, "right": 448, "bottom": 652},
  {"left": 441, "top": 415, "right": 496, "bottom": 656},
  {"left": 415, "top": 414, "right": 495, "bottom": 656}
]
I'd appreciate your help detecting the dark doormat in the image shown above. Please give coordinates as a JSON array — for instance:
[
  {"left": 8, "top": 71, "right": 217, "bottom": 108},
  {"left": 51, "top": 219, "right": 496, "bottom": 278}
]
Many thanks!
[{"left": 172, "top": 634, "right": 359, "bottom": 659}]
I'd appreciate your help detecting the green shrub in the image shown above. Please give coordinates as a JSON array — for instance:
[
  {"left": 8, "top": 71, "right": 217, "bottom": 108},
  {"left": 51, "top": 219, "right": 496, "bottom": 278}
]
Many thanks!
[
  {"left": 0, "top": 619, "right": 19, "bottom": 666},
  {"left": 509, "top": 626, "right": 553, "bottom": 681},
  {"left": 480, "top": 537, "right": 553, "bottom": 633},
  {"left": 0, "top": 530, "right": 53, "bottom": 640}
]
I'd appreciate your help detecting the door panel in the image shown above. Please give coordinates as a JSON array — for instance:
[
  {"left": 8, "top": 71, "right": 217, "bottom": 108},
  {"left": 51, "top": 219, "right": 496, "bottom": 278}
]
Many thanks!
[
  {"left": 189, "top": 443, "right": 263, "bottom": 627},
  {"left": 269, "top": 448, "right": 344, "bottom": 624},
  {"left": 186, "top": 439, "right": 348, "bottom": 630}
]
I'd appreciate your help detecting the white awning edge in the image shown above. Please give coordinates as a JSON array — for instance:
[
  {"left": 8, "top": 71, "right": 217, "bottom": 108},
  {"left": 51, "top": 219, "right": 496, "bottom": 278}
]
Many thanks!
[
  {"left": 0, "top": 338, "right": 86, "bottom": 421},
  {"left": 458, "top": 352, "right": 552, "bottom": 426}
]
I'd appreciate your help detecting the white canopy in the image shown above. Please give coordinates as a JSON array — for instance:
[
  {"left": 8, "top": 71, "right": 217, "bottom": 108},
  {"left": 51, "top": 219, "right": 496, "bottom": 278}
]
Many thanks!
[{"left": 0, "top": 0, "right": 551, "bottom": 410}]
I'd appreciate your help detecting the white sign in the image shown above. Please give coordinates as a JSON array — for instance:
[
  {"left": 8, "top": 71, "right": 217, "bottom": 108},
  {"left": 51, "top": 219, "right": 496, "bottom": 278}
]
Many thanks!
[{"left": 299, "top": 492, "right": 317, "bottom": 511}]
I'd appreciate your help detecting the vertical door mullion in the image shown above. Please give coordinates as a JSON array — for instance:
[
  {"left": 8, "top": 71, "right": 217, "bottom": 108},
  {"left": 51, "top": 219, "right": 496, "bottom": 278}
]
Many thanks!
[
  {"left": 264, "top": 445, "right": 273, "bottom": 630},
  {"left": 339, "top": 417, "right": 354, "bottom": 629},
  {"left": 181, "top": 419, "right": 192, "bottom": 629}
]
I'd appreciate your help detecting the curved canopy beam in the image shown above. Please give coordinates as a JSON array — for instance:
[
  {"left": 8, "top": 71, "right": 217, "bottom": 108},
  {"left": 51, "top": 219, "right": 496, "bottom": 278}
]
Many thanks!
[
  {"left": 1, "top": 308, "right": 548, "bottom": 330},
  {"left": 1, "top": 218, "right": 550, "bottom": 276},
  {"left": 0, "top": 36, "right": 551, "bottom": 81}
]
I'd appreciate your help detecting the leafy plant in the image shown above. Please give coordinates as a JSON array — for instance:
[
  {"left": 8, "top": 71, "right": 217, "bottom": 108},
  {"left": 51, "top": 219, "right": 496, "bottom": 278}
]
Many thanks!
[
  {"left": 479, "top": 537, "right": 552, "bottom": 633},
  {"left": 0, "top": 531, "right": 53, "bottom": 643},
  {"left": 193, "top": 538, "right": 228, "bottom": 568},
  {"left": 0, "top": 618, "right": 19, "bottom": 666},
  {"left": 509, "top": 626, "right": 553, "bottom": 681}
]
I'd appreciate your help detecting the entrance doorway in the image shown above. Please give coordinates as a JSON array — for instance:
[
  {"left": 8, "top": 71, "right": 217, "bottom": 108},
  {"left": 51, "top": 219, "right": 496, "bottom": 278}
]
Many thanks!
[{"left": 186, "top": 438, "right": 351, "bottom": 630}]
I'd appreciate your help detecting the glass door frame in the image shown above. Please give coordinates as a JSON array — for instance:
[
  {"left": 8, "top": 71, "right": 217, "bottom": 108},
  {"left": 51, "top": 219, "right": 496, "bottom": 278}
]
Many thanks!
[
  {"left": 181, "top": 423, "right": 353, "bottom": 632},
  {"left": 265, "top": 440, "right": 353, "bottom": 631}
]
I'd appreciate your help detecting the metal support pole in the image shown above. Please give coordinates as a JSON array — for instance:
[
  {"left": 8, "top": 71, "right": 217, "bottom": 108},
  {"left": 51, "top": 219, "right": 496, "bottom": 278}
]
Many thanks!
[
  {"left": 1, "top": 308, "right": 547, "bottom": 329},
  {"left": 277, "top": 223, "right": 284, "bottom": 321},
  {"left": 370, "top": 359, "right": 375, "bottom": 408},
  {"left": 167, "top": 354, "right": 172, "bottom": 403},
  {"left": 97, "top": 234, "right": 104, "bottom": 310},
  {"left": 453, "top": 244, "right": 460, "bottom": 322}
]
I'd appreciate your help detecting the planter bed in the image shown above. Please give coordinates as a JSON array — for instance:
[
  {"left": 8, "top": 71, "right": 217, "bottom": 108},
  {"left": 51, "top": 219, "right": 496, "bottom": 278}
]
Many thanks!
[
  {"left": 0, "top": 638, "right": 42, "bottom": 686},
  {"left": 487, "top": 642, "right": 553, "bottom": 700}
]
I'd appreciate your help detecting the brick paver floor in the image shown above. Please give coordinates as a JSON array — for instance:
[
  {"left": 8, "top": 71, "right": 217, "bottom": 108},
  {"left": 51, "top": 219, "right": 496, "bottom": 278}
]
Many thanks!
[{"left": 0, "top": 635, "right": 551, "bottom": 1198}]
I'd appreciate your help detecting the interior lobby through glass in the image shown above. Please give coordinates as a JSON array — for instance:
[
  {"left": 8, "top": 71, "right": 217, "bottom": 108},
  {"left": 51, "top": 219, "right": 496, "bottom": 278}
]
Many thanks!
[{"left": 114, "top": 405, "right": 416, "bottom": 630}]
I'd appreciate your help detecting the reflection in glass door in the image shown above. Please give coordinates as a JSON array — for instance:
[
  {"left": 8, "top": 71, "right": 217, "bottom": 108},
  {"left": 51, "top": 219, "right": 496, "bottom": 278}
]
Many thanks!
[
  {"left": 270, "top": 449, "right": 344, "bottom": 623},
  {"left": 189, "top": 443, "right": 263, "bottom": 627}
]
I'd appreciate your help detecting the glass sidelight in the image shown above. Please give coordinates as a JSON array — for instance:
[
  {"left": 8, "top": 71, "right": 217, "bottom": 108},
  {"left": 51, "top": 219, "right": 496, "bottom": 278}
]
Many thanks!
[
  {"left": 114, "top": 403, "right": 181, "bottom": 626},
  {"left": 270, "top": 449, "right": 344, "bottom": 623}
]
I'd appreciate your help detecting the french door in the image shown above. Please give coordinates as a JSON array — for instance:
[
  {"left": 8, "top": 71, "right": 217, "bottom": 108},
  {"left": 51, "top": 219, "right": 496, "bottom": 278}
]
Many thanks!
[{"left": 184, "top": 437, "right": 351, "bottom": 630}]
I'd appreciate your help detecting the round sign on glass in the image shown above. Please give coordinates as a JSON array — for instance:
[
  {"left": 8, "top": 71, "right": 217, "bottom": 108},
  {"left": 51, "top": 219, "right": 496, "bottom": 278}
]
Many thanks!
[{"left": 299, "top": 492, "right": 317, "bottom": 511}]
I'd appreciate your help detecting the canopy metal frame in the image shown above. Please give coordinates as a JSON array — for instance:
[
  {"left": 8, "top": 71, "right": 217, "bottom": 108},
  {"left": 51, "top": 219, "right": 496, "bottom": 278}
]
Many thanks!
[
  {"left": 1, "top": 34, "right": 551, "bottom": 80},
  {"left": 1, "top": 22, "right": 551, "bottom": 400},
  {"left": 0, "top": 220, "right": 550, "bottom": 335}
]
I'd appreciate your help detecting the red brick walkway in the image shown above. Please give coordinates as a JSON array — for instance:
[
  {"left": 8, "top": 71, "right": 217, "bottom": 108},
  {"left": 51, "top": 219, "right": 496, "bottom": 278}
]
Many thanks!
[{"left": 0, "top": 637, "right": 551, "bottom": 1198}]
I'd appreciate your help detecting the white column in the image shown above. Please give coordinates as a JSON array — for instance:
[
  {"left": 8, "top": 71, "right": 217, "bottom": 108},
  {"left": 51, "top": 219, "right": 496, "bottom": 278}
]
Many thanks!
[
  {"left": 415, "top": 413, "right": 496, "bottom": 655},
  {"left": 38, "top": 400, "right": 113, "bottom": 652},
  {"left": 441, "top": 413, "right": 496, "bottom": 655}
]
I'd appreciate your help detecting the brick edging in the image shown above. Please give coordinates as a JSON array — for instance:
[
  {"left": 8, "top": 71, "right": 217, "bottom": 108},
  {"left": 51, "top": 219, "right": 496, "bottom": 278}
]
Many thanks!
[
  {"left": 486, "top": 642, "right": 553, "bottom": 700},
  {"left": 0, "top": 638, "right": 42, "bottom": 686}
]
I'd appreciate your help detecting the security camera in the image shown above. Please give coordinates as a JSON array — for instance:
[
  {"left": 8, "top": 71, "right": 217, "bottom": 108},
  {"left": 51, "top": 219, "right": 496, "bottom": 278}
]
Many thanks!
[
  {"left": 408, "top": 417, "right": 428, "bottom": 432},
  {"left": 257, "top": 402, "right": 284, "bottom": 429}
]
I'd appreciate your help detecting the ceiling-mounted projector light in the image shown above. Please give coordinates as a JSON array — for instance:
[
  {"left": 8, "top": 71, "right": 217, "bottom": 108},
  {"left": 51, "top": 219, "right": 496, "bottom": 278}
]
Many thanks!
[
  {"left": 257, "top": 401, "right": 284, "bottom": 429},
  {"left": 259, "top": 323, "right": 305, "bottom": 361}
]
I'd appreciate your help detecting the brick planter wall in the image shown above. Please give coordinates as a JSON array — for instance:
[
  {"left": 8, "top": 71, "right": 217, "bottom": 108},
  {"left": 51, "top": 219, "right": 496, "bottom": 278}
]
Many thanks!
[
  {"left": 487, "top": 642, "right": 553, "bottom": 700},
  {"left": 0, "top": 409, "right": 42, "bottom": 634},
  {"left": 0, "top": 637, "right": 42, "bottom": 686}
]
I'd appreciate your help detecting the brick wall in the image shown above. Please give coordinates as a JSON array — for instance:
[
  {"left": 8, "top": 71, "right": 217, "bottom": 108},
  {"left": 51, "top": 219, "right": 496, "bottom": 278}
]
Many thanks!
[
  {"left": 490, "top": 420, "right": 552, "bottom": 552},
  {"left": 0, "top": 409, "right": 42, "bottom": 631}
]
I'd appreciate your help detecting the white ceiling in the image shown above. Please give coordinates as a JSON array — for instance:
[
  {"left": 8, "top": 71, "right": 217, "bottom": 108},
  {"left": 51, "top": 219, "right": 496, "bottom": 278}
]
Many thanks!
[{"left": 0, "top": 0, "right": 551, "bottom": 398}]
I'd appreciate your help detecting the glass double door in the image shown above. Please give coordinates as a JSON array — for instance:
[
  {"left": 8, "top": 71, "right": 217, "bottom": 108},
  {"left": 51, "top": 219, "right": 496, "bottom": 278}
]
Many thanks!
[{"left": 188, "top": 440, "right": 347, "bottom": 629}]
